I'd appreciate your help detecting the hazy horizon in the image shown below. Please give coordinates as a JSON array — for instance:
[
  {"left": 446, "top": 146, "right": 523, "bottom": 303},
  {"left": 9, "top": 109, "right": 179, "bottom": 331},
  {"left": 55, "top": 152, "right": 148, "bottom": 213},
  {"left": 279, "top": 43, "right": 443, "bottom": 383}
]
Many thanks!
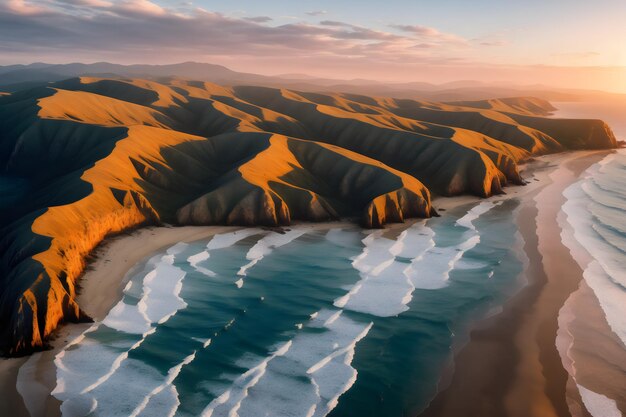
[
  {"left": 4, "top": 60, "right": 626, "bottom": 94},
  {"left": 1, "top": 0, "right": 625, "bottom": 93}
]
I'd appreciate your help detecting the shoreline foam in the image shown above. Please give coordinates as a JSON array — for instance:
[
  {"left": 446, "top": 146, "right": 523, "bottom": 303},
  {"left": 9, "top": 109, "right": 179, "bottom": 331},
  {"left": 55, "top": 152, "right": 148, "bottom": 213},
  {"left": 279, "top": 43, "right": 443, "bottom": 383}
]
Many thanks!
[{"left": 557, "top": 149, "right": 626, "bottom": 415}]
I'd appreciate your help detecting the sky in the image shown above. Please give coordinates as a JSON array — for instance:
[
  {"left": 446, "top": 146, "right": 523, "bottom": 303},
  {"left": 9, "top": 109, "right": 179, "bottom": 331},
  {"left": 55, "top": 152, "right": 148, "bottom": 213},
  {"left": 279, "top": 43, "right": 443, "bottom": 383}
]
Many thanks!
[{"left": 1, "top": 0, "right": 626, "bottom": 92}]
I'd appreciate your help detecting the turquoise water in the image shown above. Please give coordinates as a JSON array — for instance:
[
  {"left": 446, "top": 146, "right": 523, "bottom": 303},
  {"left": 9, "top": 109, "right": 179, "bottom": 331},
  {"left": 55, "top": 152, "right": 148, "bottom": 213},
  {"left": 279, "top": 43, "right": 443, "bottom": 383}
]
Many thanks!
[{"left": 52, "top": 199, "right": 528, "bottom": 417}]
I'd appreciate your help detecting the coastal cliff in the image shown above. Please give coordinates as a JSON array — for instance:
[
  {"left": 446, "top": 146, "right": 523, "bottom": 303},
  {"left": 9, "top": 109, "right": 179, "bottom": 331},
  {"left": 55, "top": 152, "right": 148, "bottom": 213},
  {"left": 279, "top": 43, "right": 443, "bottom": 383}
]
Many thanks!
[{"left": 0, "top": 78, "right": 618, "bottom": 356}]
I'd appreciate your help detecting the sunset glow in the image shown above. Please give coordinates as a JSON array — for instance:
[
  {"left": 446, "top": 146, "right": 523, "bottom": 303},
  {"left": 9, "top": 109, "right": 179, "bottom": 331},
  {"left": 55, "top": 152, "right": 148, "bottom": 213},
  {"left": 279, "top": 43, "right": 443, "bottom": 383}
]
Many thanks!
[{"left": 1, "top": 0, "right": 625, "bottom": 92}]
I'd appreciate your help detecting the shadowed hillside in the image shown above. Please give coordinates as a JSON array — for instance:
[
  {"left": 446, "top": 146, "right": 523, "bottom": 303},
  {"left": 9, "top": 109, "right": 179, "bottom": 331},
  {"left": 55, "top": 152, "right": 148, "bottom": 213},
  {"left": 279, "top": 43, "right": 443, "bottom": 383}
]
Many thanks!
[{"left": 0, "top": 77, "right": 617, "bottom": 356}]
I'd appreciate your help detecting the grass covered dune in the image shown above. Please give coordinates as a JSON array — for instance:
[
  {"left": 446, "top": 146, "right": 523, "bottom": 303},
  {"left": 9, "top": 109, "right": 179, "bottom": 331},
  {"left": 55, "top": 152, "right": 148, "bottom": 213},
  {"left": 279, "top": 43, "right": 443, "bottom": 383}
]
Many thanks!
[{"left": 0, "top": 77, "right": 618, "bottom": 356}]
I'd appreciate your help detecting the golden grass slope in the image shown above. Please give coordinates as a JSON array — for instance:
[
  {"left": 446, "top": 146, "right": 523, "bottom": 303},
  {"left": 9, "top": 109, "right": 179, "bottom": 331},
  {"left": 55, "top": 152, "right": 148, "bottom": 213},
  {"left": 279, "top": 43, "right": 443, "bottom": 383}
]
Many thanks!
[
  {"left": 448, "top": 97, "right": 558, "bottom": 116},
  {"left": 0, "top": 77, "right": 618, "bottom": 355}
]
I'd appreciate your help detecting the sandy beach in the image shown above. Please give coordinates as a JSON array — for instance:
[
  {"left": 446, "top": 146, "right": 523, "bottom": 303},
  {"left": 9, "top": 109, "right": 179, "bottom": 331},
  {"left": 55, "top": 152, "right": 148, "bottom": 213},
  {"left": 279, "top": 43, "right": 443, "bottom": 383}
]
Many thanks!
[{"left": 0, "top": 150, "right": 613, "bottom": 417}]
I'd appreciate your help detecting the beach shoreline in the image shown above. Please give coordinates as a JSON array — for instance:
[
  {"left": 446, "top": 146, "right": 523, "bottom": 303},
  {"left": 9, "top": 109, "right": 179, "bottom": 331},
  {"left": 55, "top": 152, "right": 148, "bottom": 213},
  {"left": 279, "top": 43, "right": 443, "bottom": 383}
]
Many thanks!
[
  {"left": 0, "top": 150, "right": 613, "bottom": 417},
  {"left": 418, "top": 150, "right": 612, "bottom": 417}
]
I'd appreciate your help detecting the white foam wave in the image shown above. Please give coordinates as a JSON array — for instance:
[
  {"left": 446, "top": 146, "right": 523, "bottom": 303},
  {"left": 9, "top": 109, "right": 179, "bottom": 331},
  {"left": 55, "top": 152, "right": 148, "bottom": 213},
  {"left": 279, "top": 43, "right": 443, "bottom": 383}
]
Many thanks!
[
  {"left": 333, "top": 228, "right": 415, "bottom": 317},
  {"left": 103, "top": 251, "right": 187, "bottom": 334},
  {"left": 188, "top": 251, "right": 216, "bottom": 277},
  {"left": 308, "top": 323, "right": 372, "bottom": 417},
  {"left": 333, "top": 283, "right": 362, "bottom": 309},
  {"left": 167, "top": 242, "right": 190, "bottom": 256},
  {"left": 201, "top": 309, "right": 372, "bottom": 417},
  {"left": 59, "top": 396, "right": 97, "bottom": 417},
  {"left": 207, "top": 229, "right": 260, "bottom": 251},
  {"left": 188, "top": 230, "right": 264, "bottom": 282},
  {"left": 325, "top": 228, "right": 359, "bottom": 248},
  {"left": 192, "top": 336, "right": 212, "bottom": 348},
  {"left": 237, "top": 229, "right": 308, "bottom": 277},
  {"left": 338, "top": 261, "right": 413, "bottom": 316},
  {"left": 583, "top": 261, "right": 626, "bottom": 344},
  {"left": 577, "top": 384, "right": 622, "bottom": 417},
  {"left": 201, "top": 340, "right": 294, "bottom": 417},
  {"left": 54, "top": 243, "right": 191, "bottom": 416},
  {"left": 456, "top": 201, "right": 499, "bottom": 230},
  {"left": 562, "top": 162, "right": 626, "bottom": 346},
  {"left": 389, "top": 221, "right": 435, "bottom": 259},
  {"left": 66, "top": 357, "right": 170, "bottom": 417},
  {"left": 54, "top": 325, "right": 153, "bottom": 414},
  {"left": 130, "top": 351, "right": 197, "bottom": 417},
  {"left": 350, "top": 231, "right": 395, "bottom": 275},
  {"left": 405, "top": 234, "right": 481, "bottom": 290},
  {"left": 583, "top": 179, "right": 625, "bottom": 213},
  {"left": 336, "top": 206, "right": 494, "bottom": 317},
  {"left": 406, "top": 201, "right": 500, "bottom": 290}
]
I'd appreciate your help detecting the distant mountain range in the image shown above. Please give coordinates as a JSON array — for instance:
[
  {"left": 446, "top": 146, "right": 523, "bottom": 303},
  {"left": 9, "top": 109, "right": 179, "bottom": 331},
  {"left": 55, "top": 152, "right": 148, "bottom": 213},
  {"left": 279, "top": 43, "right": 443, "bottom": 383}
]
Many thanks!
[{"left": 0, "top": 61, "right": 616, "bottom": 102}]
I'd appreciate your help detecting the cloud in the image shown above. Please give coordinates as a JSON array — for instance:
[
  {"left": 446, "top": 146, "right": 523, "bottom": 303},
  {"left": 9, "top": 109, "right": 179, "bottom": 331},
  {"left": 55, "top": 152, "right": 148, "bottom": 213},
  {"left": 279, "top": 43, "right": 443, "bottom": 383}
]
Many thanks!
[
  {"left": 479, "top": 40, "right": 507, "bottom": 47},
  {"left": 553, "top": 51, "right": 600, "bottom": 59},
  {"left": 319, "top": 20, "right": 347, "bottom": 27},
  {"left": 391, "top": 24, "right": 440, "bottom": 37},
  {"left": 54, "top": 0, "right": 113, "bottom": 7},
  {"left": 6, "top": 0, "right": 47, "bottom": 15},
  {"left": 319, "top": 20, "right": 400, "bottom": 41},
  {"left": 305, "top": 10, "right": 327, "bottom": 16},
  {"left": 390, "top": 24, "right": 468, "bottom": 45},
  {"left": 244, "top": 16, "right": 272, "bottom": 23},
  {"left": 551, "top": 51, "right": 602, "bottom": 64},
  {"left": 0, "top": 1, "right": 472, "bottom": 68},
  {"left": 113, "top": 0, "right": 165, "bottom": 15}
]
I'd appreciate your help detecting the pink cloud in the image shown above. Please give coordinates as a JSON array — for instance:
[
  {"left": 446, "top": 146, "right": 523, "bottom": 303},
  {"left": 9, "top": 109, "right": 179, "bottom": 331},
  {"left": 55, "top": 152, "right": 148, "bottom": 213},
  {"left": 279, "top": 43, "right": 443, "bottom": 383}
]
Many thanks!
[
  {"left": 6, "top": 0, "right": 47, "bottom": 15},
  {"left": 0, "top": 2, "right": 467, "bottom": 64},
  {"left": 390, "top": 24, "right": 468, "bottom": 45},
  {"left": 54, "top": 0, "right": 113, "bottom": 7},
  {"left": 113, "top": 0, "right": 165, "bottom": 15}
]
